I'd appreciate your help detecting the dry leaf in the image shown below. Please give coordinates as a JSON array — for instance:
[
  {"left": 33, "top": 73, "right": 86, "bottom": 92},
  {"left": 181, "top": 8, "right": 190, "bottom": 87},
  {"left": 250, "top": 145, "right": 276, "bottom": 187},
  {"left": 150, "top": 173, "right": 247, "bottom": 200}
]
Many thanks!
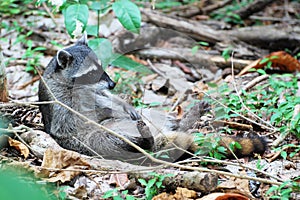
[
  {"left": 39, "top": 149, "right": 90, "bottom": 183},
  {"left": 152, "top": 192, "right": 173, "bottom": 200},
  {"left": 153, "top": 187, "right": 197, "bottom": 200},
  {"left": 174, "top": 60, "right": 192, "bottom": 74},
  {"left": 8, "top": 137, "right": 29, "bottom": 158},
  {"left": 216, "top": 171, "right": 254, "bottom": 199},
  {"left": 238, "top": 51, "right": 300, "bottom": 76},
  {"left": 126, "top": 54, "right": 148, "bottom": 65},
  {"left": 108, "top": 173, "right": 129, "bottom": 189},
  {"left": 192, "top": 81, "right": 209, "bottom": 100},
  {"left": 174, "top": 187, "right": 197, "bottom": 199},
  {"left": 199, "top": 192, "right": 249, "bottom": 200}
]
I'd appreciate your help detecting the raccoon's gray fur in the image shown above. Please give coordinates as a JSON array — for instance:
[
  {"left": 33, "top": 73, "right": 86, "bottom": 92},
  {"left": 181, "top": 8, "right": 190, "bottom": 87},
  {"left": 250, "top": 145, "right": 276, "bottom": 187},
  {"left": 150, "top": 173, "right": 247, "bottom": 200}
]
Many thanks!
[{"left": 38, "top": 34, "right": 207, "bottom": 161}]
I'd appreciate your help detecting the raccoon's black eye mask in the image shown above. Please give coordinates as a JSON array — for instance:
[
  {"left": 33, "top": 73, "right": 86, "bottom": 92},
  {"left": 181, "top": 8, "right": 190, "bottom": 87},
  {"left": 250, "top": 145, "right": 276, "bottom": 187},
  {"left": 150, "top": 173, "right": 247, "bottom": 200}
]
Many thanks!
[{"left": 71, "top": 68, "right": 103, "bottom": 85}]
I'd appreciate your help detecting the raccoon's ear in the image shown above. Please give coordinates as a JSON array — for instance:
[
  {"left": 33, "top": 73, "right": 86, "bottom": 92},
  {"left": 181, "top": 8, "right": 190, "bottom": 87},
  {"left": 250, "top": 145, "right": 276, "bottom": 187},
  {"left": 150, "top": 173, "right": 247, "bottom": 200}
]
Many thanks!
[
  {"left": 76, "top": 32, "right": 88, "bottom": 46},
  {"left": 56, "top": 50, "right": 73, "bottom": 68}
]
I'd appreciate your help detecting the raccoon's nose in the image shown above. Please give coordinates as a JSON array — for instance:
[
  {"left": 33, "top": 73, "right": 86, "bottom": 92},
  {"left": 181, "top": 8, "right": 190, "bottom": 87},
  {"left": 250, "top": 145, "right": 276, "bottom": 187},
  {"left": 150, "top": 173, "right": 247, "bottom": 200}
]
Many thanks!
[{"left": 108, "top": 81, "right": 116, "bottom": 89}]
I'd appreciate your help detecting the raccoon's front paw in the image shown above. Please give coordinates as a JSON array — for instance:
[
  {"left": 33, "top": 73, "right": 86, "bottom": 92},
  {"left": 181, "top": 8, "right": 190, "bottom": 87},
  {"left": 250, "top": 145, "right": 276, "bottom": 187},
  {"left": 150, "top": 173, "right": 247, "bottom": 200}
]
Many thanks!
[{"left": 123, "top": 105, "right": 141, "bottom": 120}]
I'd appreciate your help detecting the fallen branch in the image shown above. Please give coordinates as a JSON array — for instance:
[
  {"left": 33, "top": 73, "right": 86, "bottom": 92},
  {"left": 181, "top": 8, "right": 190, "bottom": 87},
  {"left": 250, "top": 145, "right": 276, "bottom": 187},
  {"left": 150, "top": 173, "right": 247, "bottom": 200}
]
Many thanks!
[
  {"left": 234, "top": 0, "right": 277, "bottom": 20},
  {"left": 137, "top": 48, "right": 252, "bottom": 69},
  {"left": 141, "top": 8, "right": 225, "bottom": 43}
]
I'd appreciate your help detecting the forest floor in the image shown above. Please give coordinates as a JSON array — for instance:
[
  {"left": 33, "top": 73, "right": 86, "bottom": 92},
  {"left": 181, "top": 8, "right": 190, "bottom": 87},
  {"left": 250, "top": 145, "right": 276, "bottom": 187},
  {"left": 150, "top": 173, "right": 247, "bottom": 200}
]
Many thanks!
[{"left": 0, "top": 1, "right": 300, "bottom": 199}]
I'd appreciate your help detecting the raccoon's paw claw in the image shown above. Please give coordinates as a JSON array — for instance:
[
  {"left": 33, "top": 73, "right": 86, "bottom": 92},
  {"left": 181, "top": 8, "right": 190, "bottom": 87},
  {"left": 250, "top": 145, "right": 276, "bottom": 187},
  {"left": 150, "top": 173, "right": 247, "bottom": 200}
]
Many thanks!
[{"left": 124, "top": 105, "right": 141, "bottom": 120}]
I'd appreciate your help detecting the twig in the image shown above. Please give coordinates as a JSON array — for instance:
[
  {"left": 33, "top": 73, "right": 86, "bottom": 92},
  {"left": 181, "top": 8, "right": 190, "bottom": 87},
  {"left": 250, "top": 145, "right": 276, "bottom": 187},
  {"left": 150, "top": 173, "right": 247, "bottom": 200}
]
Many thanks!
[
  {"left": 212, "top": 120, "right": 253, "bottom": 131},
  {"left": 17, "top": 75, "right": 40, "bottom": 90},
  {"left": 146, "top": 59, "right": 166, "bottom": 78},
  {"left": 250, "top": 15, "right": 300, "bottom": 23},
  {"left": 42, "top": 2, "right": 58, "bottom": 28},
  {"left": 237, "top": 74, "right": 269, "bottom": 96},
  {"left": 72, "top": 136, "right": 104, "bottom": 159},
  {"left": 169, "top": 90, "right": 188, "bottom": 112},
  {"left": 176, "top": 158, "right": 284, "bottom": 182}
]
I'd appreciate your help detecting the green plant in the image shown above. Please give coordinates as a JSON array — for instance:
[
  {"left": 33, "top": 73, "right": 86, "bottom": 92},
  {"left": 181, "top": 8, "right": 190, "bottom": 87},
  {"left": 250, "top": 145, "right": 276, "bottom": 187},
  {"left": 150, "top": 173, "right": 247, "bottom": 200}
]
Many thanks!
[
  {"left": 210, "top": 0, "right": 252, "bottom": 24},
  {"left": 208, "top": 74, "right": 299, "bottom": 133},
  {"left": 138, "top": 172, "right": 174, "bottom": 200},
  {"left": 255, "top": 158, "right": 266, "bottom": 170},
  {"left": 37, "top": 0, "right": 152, "bottom": 75},
  {"left": 57, "top": 186, "right": 69, "bottom": 200},
  {"left": 0, "top": 0, "right": 24, "bottom": 15},
  {"left": 273, "top": 144, "right": 300, "bottom": 160},
  {"left": 5, "top": 22, "right": 46, "bottom": 74},
  {"left": 266, "top": 178, "right": 300, "bottom": 200},
  {"left": 194, "top": 133, "right": 228, "bottom": 160},
  {"left": 38, "top": 0, "right": 141, "bottom": 38},
  {"left": 204, "top": 73, "right": 300, "bottom": 160},
  {"left": 22, "top": 40, "right": 46, "bottom": 74},
  {"left": 0, "top": 167, "right": 56, "bottom": 200},
  {"left": 102, "top": 188, "right": 135, "bottom": 200},
  {"left": 259, "top": 55, "right": 279, "bottom": 70},
  {"left": 191, "top": 41, "right": 209, "bottom": 55},
  {"left": 221, "top": 47, "right": 232, "bottom": 61}
]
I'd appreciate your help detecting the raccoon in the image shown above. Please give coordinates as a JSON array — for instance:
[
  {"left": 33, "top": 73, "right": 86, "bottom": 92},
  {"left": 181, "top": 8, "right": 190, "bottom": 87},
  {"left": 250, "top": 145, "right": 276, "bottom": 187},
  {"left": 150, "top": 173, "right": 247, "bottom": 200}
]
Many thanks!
[
  {"left": 38, "top": 34, "right": 266, "bottom": 161},
  {"left": 38, "top": 34, "right": 154, "bottom": 159}
]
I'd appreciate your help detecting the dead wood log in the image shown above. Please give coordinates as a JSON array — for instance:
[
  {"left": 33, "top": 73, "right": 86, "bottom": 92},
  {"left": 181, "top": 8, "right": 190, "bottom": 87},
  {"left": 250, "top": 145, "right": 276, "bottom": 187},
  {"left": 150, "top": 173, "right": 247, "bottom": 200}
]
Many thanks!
[
  {"left": 141, "top": 8, "right": 226, "bottom": 43},
  {"left": 129, "top": 170, "right": 218, "bottom": 193},
  {"left": 0, "top": 52, "right": 8, "bottom": 102},
  {"left": 136, "top": 47, "right": 252, "bottom": 69},
  {"left": 234, "top": 0, "right": 277, "bottom": 20},
  {"left": 224, "top": 24, "right": 300, "bottom": 51}
]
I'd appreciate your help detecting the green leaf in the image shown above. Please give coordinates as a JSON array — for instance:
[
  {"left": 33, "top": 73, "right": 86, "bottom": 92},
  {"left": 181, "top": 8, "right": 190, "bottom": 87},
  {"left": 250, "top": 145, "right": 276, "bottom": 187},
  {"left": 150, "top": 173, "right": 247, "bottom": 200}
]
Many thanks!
[
  {"left": 138, "top": 178, "right": 147, "bottom": 186},
  {"left": 111, "top": 54, "right": 152, "bottom": 75},
  {"left": 113, "top": 196, "right": 123, "bottom": 200},
  {"left": 86, "top": 25, "right": 98, "bottom": 37},
  {"left": 198, "top": 41, "right": 209, "bottom": 46},
  {"left": 126, "top": 195, "right": 135, "bottom": 200},
  {"left": 102, "top": 189, "right": 117, "bottom": 198},
  {"left": 259, "top": 57, "right": 270, "bottom": 64},
  {"left": 64, "top": 4, "right": 89, "bottom": 38},
  {"left": 281, "top": 151, "right": 287, "bottom": 160},
  {"left": 256, "top": 69, "right": 266, "bottom": 75},
  {"left": 191, "top": 46, "right": 199, "bottom": 55},
  {"left": 112, "top": 0, "right": 141, "bottom": 33},
  {"left": 156, "top": 181, "right": 162, "bottom": 188},
  {"left": 88, "top": 38, "right": 113, "bottom": 68},
  {"left": 90, "top": 0, "right": 111, "bottom": 13},
  {"left": 149, "top": 102, "right": 162, "bottom": 107},
  {"left": 147, "top": 178, "right": 156, "bottom": 188}
]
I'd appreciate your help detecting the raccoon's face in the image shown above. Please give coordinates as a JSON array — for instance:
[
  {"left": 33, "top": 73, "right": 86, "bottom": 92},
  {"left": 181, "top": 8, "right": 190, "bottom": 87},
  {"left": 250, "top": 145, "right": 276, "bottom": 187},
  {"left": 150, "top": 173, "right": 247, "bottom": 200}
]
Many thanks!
[{"left": 54, "top": 34, "right": 115, "bottom": 90}]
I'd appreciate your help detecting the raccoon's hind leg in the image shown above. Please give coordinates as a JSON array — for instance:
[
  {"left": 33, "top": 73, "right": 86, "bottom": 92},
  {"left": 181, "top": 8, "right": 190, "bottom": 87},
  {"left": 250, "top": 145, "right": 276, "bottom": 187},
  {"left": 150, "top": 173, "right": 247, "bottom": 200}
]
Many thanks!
[
  {"left": 136, "top": 120, "right": 155, "bottom": 150},
  {"left": 178, "top": 101, "right": 211, "bottom": 132}
]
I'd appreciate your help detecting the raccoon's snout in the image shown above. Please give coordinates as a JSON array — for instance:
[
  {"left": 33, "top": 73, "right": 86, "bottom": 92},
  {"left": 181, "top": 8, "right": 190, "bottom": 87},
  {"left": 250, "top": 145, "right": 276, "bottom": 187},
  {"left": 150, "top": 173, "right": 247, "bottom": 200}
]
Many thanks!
[
  {"left": 101, "top": 72, "right": 116, "bottom": 90},
  {"left": 108, "top": 80, "right": 116, "bottom": 89}
]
